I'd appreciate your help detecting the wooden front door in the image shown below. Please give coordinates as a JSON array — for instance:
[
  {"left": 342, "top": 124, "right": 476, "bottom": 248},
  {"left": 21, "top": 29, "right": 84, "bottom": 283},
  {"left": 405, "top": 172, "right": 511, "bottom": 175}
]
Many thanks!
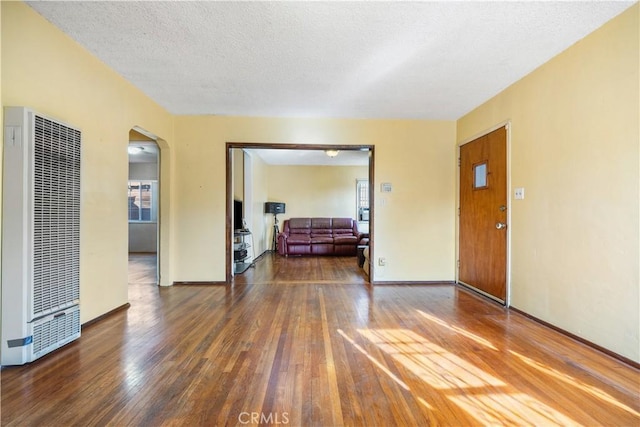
[{"left": 459, "top": 126, "right": 507, "bottom": 302}]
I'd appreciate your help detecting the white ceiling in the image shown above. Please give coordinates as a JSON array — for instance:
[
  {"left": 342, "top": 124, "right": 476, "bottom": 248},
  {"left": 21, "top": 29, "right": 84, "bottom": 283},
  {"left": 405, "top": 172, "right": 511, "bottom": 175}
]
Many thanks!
[
  {"left": 32, "top": 1, "right": 636, "bottom": 167},
  {"left": 27, "top": 1, "right": 634, "bottom": 122},
  {"left": 246, "top": 148, "right": 370, "bottom": 166}
]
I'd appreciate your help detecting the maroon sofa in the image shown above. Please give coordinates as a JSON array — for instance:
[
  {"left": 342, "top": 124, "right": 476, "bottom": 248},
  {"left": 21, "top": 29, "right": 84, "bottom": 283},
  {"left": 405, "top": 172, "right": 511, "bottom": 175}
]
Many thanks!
[{"left": 278, "top": 217, "right": 361, "bottom": 256}]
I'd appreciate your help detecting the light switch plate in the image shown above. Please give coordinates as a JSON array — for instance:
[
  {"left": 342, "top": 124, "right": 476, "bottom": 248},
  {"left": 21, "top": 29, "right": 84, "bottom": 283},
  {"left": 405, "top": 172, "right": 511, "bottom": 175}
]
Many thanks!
[{"left": 514, "top": 187, "right": 525, "bottom": 200}]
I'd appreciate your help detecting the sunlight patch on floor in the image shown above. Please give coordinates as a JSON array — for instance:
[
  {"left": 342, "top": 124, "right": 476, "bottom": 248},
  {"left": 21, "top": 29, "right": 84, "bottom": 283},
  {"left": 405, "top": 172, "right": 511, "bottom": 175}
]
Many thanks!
[
  {"left": 358, "top": 329, "right": 504, "bottom": 389},
  {"left": 416, "top": 309, "right": 498, "bottom": 351},
  {"left": 336, "top": 329, "right": 411, "bottom": 392},
  {"left": 357, "top": 328, "right": 580, "bottom": 426},
  {"left": 449, "top": 392, "right": 579, "bottom": 426},
  {"left": 337, "top": 328, "right": 436, "bottom": 411},
  {"left": 510, "top": 350, "right": 640, "bottom": 418}
]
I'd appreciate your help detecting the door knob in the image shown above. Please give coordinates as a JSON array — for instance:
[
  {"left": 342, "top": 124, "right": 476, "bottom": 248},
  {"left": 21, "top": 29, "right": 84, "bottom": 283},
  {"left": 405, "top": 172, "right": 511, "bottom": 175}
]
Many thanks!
[{"left": 495, "top": 222, "right": 507, "bottom": 230}]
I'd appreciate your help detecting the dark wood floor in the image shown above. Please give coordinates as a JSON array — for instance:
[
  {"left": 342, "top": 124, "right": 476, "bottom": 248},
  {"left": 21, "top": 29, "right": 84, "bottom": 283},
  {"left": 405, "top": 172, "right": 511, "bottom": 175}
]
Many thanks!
[{"left": 2, "top": 253, "right": 638, "bottom": 426}]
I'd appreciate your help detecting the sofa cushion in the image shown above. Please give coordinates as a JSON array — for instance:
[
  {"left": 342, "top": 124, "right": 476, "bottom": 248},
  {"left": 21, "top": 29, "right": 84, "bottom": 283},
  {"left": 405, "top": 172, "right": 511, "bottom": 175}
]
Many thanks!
[
  {"left": 311, "top": 229, "right": 332, "bottom": 236},
  {"left": 311, "top": 235, "right": 334, "bottom": 244},
  {"left": 289, "top": 217, "right": 311, "bottom": 233},
  {"left": 334, "top": 235, "right": 358, "bottom": 245},
  {"left": 287, "top": 234, "right": 311, "bottom": 244},
  {"left": 333, "top": 218, "right": 355, "bottom": 238},
  {"left": 311, "top": 218, "right": 332, "bottom": 237},
  {"left": 311, "top": 218, "right": 332, "bottom": 229},
  {"left": 332, "top": 218, "right": 353, "bottom": 230}
]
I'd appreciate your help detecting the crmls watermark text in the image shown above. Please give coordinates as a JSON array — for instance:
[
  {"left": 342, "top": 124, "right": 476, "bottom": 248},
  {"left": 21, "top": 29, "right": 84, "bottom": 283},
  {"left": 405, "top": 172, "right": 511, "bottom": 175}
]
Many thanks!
[{"left": 238, "top": 412, "right": 290, "bottom": 425}]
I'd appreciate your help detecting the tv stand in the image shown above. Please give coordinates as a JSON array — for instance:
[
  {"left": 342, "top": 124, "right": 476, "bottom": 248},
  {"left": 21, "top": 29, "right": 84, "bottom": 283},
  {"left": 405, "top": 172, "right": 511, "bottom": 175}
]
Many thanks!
[{"left": 233, "top": 230, "right": 252, "bottom": 274}]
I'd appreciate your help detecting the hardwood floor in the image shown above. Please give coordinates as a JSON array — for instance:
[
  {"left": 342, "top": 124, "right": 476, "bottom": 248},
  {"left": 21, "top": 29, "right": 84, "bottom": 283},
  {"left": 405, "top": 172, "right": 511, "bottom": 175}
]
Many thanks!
[
  {"left": 2, "top": 253, "right": 638, "bottom": 426},
  {"left": 128, "top": 252, "right": 158, "bottom": 285},
  {"left": 234, "top": 253, "right": 370, "bottom": 285}
]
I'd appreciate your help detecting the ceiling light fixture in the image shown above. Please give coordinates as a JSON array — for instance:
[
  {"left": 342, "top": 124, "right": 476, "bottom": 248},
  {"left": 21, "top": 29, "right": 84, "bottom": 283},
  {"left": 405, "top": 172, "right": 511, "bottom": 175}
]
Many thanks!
[
  {"left": 325, "top": 149, "right": 339, "bottom": 158},
  {"left": 128, "top": 146, "right": 144, "bottom": 155}
]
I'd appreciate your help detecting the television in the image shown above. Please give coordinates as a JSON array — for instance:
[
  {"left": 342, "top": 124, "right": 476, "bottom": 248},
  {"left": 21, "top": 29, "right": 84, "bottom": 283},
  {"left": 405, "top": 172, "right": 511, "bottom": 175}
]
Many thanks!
[{"left": 233, "top": 200, "right": 243, "bottom": 231}]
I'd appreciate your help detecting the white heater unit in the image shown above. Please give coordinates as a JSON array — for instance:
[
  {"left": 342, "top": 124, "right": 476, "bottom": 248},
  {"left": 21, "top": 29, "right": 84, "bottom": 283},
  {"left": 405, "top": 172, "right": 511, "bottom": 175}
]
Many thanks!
[{"left": 2, "top": 107, "right": 81, "bottom": 365}]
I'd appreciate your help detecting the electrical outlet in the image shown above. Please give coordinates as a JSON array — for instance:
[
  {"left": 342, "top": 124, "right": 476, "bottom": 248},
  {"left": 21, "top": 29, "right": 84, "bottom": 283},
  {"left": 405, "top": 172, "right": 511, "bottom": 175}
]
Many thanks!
[{"left": 514, "top": 187, "right": 525, "bottom": 200}]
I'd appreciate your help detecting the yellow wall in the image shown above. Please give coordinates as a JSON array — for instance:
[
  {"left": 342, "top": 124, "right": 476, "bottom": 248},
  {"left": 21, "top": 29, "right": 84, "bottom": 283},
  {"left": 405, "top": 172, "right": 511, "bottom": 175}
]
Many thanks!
[
  {"left": 173, "top": 116, "right": 457, "bottom": 282},
  {"left": 457, "top": 5, "right": 639, "bottom": 362},
  {"left": 264, "top": 164, "right": 368, "bottom": 251},
  {"left": 1, "top": 2, "right": 174, "bottom": 322},
  {"left": 232, "top": 148, "right": 244, "bottom": 202},
  {"left": 268, "top": 164, "right": 368, "bottom": 218}
]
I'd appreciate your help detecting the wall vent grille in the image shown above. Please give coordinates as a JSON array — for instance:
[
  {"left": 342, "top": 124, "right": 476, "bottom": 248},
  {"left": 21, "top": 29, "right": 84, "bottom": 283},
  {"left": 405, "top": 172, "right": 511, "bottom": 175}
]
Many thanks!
[
  {"left": 33, "top": 306, "right": 80, "bottom": 356},
  {"left": 32, "top": 115, "right": 81, "bottom": 317},
  {"left": 2, "top": 107, "right": 82, "bottom": 365}
]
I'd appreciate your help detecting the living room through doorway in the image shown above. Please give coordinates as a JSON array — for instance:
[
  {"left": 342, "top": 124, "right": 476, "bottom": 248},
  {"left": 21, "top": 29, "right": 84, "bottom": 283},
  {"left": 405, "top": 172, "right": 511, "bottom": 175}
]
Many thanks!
[{"left": 226, "top": 142, "right": 374, "bottom": 284}]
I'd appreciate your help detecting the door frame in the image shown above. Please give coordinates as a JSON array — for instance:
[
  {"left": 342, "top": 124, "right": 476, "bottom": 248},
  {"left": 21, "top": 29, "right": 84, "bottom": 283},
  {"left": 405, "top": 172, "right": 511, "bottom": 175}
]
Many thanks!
[
  {"left": 225, "top": 142, "right": 375, "bottom": 283},
  {"left": 456, "top": 121, "right": 512, "bottom": 306},
  {"left": 129, "top": 126, "right": 167, "bottom": 285}
]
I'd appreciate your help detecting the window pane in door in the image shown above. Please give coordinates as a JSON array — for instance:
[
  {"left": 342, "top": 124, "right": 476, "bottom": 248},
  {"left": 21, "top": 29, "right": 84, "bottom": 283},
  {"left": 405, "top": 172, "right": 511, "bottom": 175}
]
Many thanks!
[{"left": 474, "top": 162, "right": 488, "bottom": 189}]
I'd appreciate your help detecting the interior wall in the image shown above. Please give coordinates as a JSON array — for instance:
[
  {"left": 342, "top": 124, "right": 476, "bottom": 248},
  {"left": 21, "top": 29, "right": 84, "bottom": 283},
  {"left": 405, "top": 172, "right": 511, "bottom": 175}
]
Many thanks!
[
  {"left": 1, "top": 2, "right": 174, "bottom": 322},
  {"left": 457, "top": 5, "right": 639, "bottom": 362},
  {"left": 232, "top": 148, "right": 244, "bottom": 202},
  {"left": 247, "top": 152, "right": 269, "bottom": 257},
  {"left": 173, "top": 116, "right": 456, "bottom": 282},
  {"left": 129, "top": 162, "right": 158, "bottom": 181},
  {"left": 128, "top": 223, "right": 157, "bottom": 253},
  {"left": 265, "top": 164, "right": 368, "bottom": 252},
  {"left": 268, "top": 164, "right": 367, "bottom": 219}
]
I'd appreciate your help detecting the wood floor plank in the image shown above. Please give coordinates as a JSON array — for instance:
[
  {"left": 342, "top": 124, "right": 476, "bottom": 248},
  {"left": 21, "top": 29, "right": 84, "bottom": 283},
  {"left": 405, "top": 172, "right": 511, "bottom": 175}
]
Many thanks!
[{"left": 1, "top": 253, "right": 638, "bottom": 426}]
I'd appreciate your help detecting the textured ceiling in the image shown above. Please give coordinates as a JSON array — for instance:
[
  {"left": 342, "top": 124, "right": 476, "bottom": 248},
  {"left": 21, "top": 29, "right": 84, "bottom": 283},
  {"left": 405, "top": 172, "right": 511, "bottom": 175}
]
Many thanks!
[{"left": 27, "top": 1, "right": 635, "bottom": 121}]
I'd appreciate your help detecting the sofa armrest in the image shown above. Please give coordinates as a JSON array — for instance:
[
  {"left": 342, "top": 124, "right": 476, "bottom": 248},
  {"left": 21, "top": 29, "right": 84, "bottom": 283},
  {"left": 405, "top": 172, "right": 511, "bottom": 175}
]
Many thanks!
[
  {"left": 277, "top": 232, "right": 288, "bottom": 255},
  {"left": 358, "top": 232, "right": 369, "bottom": 245}
]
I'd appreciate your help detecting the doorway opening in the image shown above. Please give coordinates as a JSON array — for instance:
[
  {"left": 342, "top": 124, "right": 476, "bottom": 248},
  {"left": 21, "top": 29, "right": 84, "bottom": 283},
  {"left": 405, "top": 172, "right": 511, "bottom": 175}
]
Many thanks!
[
  {"left": 225, "top": 142, "right": 375, "bottom": 283},
  {"left": 128, "top": 128, "right": 160, "bottom": 285}
]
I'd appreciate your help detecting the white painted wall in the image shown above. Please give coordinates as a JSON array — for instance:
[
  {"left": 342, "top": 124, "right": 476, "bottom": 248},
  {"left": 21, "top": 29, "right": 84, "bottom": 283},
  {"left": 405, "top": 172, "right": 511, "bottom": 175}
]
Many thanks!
[{"left": 128, "top": 222, "right": 157, "bottom": 253}]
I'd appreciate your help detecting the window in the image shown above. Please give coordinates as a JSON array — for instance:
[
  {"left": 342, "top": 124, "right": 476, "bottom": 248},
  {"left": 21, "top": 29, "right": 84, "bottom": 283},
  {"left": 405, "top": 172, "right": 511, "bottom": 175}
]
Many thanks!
[
  {"left": 128, "top": 180, "right": 158, "bottom": 222},
  {"left": 473, "top": 161, "right": 488, "bottom": 190},
  {"left": 356, "top": 179, "right": 369, "bottom": 222}
]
